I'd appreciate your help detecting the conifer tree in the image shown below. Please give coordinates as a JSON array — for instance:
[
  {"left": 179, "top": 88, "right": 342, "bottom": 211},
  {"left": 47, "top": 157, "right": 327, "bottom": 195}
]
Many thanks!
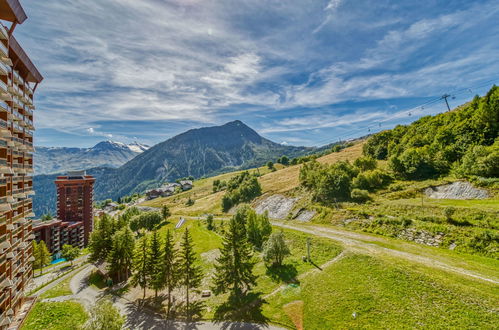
[
  {"left": 178, "top": 228, "right": 203, "bottom": 320},
  {"left": 161, "top": 229, "right": 178, "bottom": 317},
  {"left": 161, "top": 205, "right": 171, "bottom": 220},
  {"left": 132, "top": 235, "right": 149, "bottom": 299},
  {"left": 213, "top": 209, "right": 257, "bottom": 304},
  {"left": 36, "top": 240, "right": 52, "bottom": 275},
  {"left": 89, "top": 214, "right": 115, "bottom": 262},
  {"left": 107, "top": 227, "right": 135, "bottom": 283},
  {"left": 148, "top": 230, "right": 163, "bottom": 298}
]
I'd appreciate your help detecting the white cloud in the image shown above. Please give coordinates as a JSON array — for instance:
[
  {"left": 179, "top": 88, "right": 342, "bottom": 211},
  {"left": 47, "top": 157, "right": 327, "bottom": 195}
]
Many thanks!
[{"left": 15, "top": 0, "right": 499, "bottom": 145}]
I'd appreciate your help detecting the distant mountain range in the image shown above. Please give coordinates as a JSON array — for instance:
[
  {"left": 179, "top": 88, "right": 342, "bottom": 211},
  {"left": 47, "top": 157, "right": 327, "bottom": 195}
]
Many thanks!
[
  {"left": 35, "top": 141, "right": 149, "bottom": 175},
  {"left": 33, "top": 120, "right": 322, "bottom": 216}
]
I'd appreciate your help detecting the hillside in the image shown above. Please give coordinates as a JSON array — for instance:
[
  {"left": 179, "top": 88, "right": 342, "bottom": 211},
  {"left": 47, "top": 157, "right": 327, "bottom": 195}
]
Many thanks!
[
  {"left": 93, "top": 120, "right": 317, "bottom": 201},
  {"left": 143, "top": 88, "right": 498, "bottom": 258},
  {"left": 35, "top": 141, "right": 149, "bottom": 174},
  {"left": 33, "top": 121, "right": 319, "bottom": 215}
]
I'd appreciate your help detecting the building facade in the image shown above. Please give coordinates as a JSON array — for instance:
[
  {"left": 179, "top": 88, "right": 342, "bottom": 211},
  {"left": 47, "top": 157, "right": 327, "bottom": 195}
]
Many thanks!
[
  {"left": 55, "top": 171, "right": 95, "bottom": 245},
  {"left": 0, "top": 0, "right": 43, "bottom": 327},
  {"left": 32, "top": 219, "right": 85, "bottom": 257}
]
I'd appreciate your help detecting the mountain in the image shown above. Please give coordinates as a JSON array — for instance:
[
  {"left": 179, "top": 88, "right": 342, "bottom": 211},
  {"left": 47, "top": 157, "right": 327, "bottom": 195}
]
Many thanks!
[
  {"left": 34, "top": 141, "right": 149, "bottom": 175},
  {"left": 96, "top": 120, "right": 316, "bottom": 200},
  {"left": 33, "top": 120, "right": 318, "bottom": 215}
]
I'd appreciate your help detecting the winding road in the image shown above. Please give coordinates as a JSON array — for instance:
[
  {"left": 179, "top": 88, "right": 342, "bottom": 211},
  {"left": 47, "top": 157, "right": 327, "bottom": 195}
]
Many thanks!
[{"left": 272, "top": 221, "right": 499, "bottom": 285}]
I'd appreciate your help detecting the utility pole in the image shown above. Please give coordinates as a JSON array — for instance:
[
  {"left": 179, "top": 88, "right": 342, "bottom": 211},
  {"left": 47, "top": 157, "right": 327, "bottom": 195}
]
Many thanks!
[
  {"left": 306, "top": 238, "right": 311, "bottom": 262},
  {"left": 441, "top": 94, "right": 451, "bottom": 111}
]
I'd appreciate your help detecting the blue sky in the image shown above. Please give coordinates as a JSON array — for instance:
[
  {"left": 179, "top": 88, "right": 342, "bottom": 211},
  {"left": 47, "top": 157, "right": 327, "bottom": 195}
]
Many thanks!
[{"left": 13, "top": 0, "right": 499, "bottom": 147}]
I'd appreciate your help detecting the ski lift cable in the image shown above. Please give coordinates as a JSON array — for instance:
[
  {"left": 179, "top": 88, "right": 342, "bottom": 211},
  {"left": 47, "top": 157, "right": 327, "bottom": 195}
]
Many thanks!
[{"left": 310, "top": 79, "right": 498, "bottom": 146}]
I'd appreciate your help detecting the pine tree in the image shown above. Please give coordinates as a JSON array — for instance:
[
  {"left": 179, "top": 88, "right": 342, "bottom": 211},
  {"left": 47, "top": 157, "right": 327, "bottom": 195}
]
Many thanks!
[
  {"left": 31, "top": 240, "right": 39, "bottom": 272},
  {"left": 246, "top": 210, "right": 261, "bottom": 248},
  {"left": 131, "top": 235, "right": 149, "bottom": 299},
  {"left": 259, "top": 211, "right": 272, "bottom": 244},
  {"left": 148, "top": 230, "right": 163, "bottom": 299},
  {"left": 161, "top": 229, "right": 178, "bottom": 317},
  {"left": 213, "top": 209, "right": 257, "bottom": 304},
  {"left": 178, "top": 228, "right": 203, "bottom": 320},
  {"left": 36, "top": 240, "right": 52, "bottom": 275},
  {"left": 107, "top": 227, "right": 135, "bottom": 283},
  {"left": 161, "top": 205, "right": 171, "bottom": 220},
  {"left": 89, "top": 214, "right": 115, "bottom": 262}
]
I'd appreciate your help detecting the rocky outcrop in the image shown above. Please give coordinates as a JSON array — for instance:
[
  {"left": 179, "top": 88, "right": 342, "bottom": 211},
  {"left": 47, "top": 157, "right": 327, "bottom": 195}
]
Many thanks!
[
  {"left": 398, "top": 228, "right": 444, "bottom": 247},
  {"left": 255, "top": 194, "right": 298, "bottom": 219},
  {"left": 425, "top": 181, "right": 489, "bottom": 200}
]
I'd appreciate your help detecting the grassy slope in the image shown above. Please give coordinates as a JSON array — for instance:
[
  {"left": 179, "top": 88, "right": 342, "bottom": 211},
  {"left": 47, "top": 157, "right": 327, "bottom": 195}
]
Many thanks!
[
  {"left": 264, "top": 253, "right": 499, "bottom": 329},
  {"left": 39, "top": 276, "right": 73, "bottom": 299},
  {"left": 137, "top": 141, "right": 499, "bottom": 326},
  {"left": 142, "top": 141, "right": 365, "bottom": 215},
  {"left": 22, "top": 301, "right": 88, "bottom": 330}
]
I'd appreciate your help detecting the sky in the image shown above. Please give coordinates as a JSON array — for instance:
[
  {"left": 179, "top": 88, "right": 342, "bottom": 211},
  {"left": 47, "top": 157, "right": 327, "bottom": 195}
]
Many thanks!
[{"left": 11, "top": 0, "right": 499, "bottom": 147}]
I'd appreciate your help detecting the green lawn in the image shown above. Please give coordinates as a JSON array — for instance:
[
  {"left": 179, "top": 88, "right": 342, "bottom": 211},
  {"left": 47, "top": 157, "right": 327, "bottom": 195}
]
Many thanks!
[
  {"left": 39, "top": 276, "right": 73, "bottom": 299},
  {"left": 263, "top": 253, "right": 499, "bottom": 329},
  {"left": 22, "top": 301, "right": 88, "bottom": 330}
]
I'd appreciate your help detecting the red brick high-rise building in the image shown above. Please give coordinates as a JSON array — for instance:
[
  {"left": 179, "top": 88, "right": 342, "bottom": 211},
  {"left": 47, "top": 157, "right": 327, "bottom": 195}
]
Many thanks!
[{"left": 55, "top": 171, "right": 95, "bottom": 246}]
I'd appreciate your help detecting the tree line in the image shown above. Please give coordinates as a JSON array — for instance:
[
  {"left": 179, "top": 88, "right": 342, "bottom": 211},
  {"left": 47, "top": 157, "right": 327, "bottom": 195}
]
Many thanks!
[
  {"left": 363, "top": 86, "right": 498, "bottom": 179},
  {"left": 88, "top": 203, "right": 292, "bottom": 320}
]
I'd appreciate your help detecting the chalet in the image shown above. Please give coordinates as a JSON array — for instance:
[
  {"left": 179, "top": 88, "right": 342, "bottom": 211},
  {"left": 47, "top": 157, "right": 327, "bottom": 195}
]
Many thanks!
[{"left": 179, "top": 180, "right": 193, "bottom": 191}]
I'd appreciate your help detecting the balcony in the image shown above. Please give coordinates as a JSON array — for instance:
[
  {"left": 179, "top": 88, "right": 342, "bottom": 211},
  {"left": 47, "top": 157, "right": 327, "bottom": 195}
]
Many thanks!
[
  {"left": 0, "top": 100, "right": 8, "bottom": 112},
  {"left": 0, "top": 60, "right": 10, "bottom": 76},
  {"left": 0, "top": 80, "right": 10, "bottom": 101},
  {"left": 0, "top": 24, "right": 8, "bottom": 40},
  {"left": 0, "top": 41, "right": 7, "bottom": 57}
]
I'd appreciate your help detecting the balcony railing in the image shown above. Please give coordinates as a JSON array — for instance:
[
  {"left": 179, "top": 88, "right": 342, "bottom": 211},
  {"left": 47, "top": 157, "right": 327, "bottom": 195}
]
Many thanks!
[
  {"left": 0, "top": 79, "right": 7, "bottom": 93},
  {"left": 0, "top": 41, "right": 7, "bottom": 57},
  {"left": 0, "top": 24, "right": 8, "bottom": 40},
  {"left": 0, "top": 61, "right": 10, "bottom": 76}
]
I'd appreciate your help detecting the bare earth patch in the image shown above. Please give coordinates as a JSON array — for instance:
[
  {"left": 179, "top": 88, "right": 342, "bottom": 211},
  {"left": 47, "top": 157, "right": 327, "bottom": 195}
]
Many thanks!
[{"left": 425, "top": 181, "right": 489, "bottom": 200}]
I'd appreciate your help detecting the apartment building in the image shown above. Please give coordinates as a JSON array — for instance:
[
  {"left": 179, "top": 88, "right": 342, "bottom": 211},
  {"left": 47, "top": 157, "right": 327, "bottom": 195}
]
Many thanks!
[
  {"left": 55, "top": 171, "right": 95, "bottom": 245},
  {"left": 0, "top": 0, "right": 43, "bottom": 327},
  {"left": 32, "top": 219, "right": 85, "bottom": 257}
]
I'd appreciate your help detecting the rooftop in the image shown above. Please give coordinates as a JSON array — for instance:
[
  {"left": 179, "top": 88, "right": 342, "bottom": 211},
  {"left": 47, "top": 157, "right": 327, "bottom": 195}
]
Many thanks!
[{"left": 0, "top": 0, "right": 27, "bottom": 24}]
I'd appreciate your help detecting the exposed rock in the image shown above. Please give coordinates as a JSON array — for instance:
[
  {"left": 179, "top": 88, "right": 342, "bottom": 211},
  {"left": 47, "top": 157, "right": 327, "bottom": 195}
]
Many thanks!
[
  {"left": 343, "top": 218, "right": 359, "bottom": 225},
  {"left": 255, "top": 194, "right": 298, "bottom": 219},
  {"left": 425, "top": 181, "right": 489, "bottom": 200},
  {"left": 294, "top": 209, "right": 316, "bottom": 222},
  {"left": 398, "top": 228, "right": 444, "bottom": 247}
]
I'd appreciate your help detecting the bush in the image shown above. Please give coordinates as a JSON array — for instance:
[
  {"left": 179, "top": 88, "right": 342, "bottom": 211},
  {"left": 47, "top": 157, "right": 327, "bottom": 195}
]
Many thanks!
[
  {"left": 444, "top": 207, "right": 456, "bottom": 221},
  {"left": 457, "top": 143, "right": 499, "bottom": 177},
  {"left": 262, "top": 231, "right": 290, "bottom": 266},
  {"left": 352, "top": 169, "right": 391, "bottom": 192},
  {"left": 221, "top": 172, "right": 262, "bottom": 212},
  {"left": 353, "top": 156, "right": 377, "bottom": 171},
  {"left": 129, "top": 211, "right": 162, "bottom": 231},
  {"left": 350, "top": 189, "right": 370, "bottom": 203}
]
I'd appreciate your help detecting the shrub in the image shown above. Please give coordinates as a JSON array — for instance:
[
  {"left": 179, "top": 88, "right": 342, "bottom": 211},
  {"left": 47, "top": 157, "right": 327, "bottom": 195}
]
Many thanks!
[
  {"left": 353, "top": 156, "right": 377, "bottom": 171},
  {"left": 444, "top": 207, "right": 456, "bottom": 221},
  {"left": 457, "top": 143, "right": 499, "bottom": 177},
  {"left": 352, "top": 169, "right": 391, "bottom": 192},
  {"left": 221, "top": 172, "right": 262, "bottom": 212},
  {"left": 129, "top": 211, "right": 162, "bottom": 231},
  {"left": 262, "top": 231, "right": 290, "bottom": 266},
  {"left": 350, "top": 189, "right": 370, "bottom": 203}
]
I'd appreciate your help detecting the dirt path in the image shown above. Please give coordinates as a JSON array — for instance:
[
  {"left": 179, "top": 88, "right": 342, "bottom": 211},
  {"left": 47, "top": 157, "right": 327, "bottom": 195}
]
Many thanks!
[{"left": 273, "top": 222, "right": 499, "bottom": 285}]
